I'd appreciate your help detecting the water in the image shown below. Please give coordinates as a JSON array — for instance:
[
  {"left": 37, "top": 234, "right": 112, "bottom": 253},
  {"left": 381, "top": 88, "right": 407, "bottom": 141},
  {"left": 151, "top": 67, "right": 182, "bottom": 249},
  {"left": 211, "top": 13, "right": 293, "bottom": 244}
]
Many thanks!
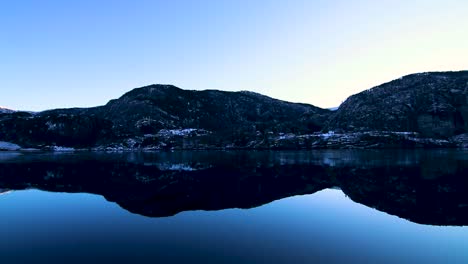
[{"left": 0, "top": 150, "right": 467, "bottom": 263}]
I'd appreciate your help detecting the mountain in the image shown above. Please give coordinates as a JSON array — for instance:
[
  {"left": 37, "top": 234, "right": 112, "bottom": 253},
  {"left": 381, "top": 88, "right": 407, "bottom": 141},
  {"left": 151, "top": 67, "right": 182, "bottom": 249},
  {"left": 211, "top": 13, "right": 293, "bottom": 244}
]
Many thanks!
[
  {"left": 87, "top": 85, "right": 330, "bottom": 134},
  {"left": 0, "top": 85, "right": 331, "bottom": 149},
  {"left": 327, "top": 71, "right": 468, "bottom": 138},
  {"left": 2, "top": 72, "right": 468, "bottom": 150},
  {"left": 0, "top": 107, "right": 14, "bottom": 114}
]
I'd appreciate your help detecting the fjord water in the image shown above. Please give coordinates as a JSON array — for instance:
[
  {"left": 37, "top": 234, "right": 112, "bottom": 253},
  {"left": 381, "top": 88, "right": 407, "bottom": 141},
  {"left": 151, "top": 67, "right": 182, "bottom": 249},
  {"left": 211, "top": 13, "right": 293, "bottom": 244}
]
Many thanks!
[{"left": 0, "top": 150, "right": 468, "bottom": 263}]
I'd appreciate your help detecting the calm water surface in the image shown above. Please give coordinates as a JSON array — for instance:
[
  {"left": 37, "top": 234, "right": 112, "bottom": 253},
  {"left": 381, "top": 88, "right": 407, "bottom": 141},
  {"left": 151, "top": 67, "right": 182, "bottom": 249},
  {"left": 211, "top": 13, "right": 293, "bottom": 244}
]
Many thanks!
[{"left": 0, "top": 150, "right": 467, "bottom": 263}]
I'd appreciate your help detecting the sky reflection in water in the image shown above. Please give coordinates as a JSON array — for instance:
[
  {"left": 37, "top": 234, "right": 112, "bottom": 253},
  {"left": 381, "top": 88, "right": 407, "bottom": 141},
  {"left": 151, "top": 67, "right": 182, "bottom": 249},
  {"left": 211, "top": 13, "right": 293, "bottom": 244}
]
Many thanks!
[
  {"left": 0, "top": 188, "right": 467, "bottom": 264},
  {"left": 0, "top": 150, "right": 467, "bottom": 263}
]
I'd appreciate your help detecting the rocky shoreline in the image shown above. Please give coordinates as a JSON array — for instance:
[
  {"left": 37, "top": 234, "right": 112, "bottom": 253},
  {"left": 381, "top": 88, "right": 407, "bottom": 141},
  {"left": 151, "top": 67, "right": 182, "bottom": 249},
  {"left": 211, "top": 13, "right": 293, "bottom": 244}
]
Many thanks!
[{"left": 1, "top": 130, "right": 467, "bottom": 152}]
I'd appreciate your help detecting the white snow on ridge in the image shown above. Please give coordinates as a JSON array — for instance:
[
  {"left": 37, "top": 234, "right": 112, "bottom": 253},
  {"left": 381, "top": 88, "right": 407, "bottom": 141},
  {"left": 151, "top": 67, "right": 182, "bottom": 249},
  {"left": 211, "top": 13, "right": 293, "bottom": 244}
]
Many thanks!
[
  {"left": 0, "top": 107, "right": 15, "bottom": 114},
  {"left": 0, "top": 141, "right": 21, "bottom": 151}
]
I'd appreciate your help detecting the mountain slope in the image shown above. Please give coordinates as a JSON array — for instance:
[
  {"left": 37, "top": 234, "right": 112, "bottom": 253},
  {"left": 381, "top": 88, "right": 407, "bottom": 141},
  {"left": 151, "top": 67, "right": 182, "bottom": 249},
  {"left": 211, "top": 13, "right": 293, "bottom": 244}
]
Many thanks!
[
  {"left": 1, "top": 85, "right": 331, "bottom": 148},
  {"left": 41, "top": 84, "right": 331, "bottom": 135},
  {"left": 327, "top": 71, "right": 468, "bottom": 138},
  {"left": 0, "top": 107, "right": 14, "bottom": 114},
  {"left": 92, "top": 85, "right": 330, "bottom": 134}
]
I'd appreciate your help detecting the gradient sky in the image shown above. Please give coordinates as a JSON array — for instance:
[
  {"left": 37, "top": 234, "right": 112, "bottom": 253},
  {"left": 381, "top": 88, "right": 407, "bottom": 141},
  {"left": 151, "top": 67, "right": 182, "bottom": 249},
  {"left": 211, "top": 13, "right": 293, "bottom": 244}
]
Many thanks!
[{"left": 1, "top": 0, "right": 467, "bottom": 111}]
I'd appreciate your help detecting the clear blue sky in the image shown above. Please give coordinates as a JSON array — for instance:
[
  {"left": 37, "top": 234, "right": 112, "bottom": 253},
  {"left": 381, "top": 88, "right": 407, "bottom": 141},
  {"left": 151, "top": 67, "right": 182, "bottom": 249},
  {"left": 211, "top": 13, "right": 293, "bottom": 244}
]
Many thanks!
[{"left": 1, "top": 0, "right": 467, "bottom": 111}]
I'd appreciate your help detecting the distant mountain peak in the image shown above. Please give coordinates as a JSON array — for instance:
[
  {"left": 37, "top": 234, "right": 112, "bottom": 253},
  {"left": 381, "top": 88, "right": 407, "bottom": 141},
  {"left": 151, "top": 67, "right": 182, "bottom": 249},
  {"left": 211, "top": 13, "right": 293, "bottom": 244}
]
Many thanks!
[
  {"left": 327, "top": 70, "right": 468, "bottom": 138},
  {"left": 140, "top": 84, "right": 181, "bottom": 91},
  {"left": 120, "top": 84, "right": 183, "bottom": 98},
  {"left": 0, "top": 107, "right": 15, "bottom": 114}
]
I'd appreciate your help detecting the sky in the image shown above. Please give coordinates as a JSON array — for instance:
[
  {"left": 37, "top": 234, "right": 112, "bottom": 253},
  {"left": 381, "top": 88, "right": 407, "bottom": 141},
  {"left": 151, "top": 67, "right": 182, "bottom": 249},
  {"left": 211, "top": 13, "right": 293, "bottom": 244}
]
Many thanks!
[{"left": 1, "top": 0, "right": 467, "bottom": 111}]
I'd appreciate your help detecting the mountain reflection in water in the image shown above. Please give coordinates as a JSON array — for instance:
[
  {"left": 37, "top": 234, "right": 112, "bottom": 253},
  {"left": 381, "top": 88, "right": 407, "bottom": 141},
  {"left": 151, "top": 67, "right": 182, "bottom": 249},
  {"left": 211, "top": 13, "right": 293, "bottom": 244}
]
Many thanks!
[{"left": 0, "top": 150, "right": 467, "bottom": 226}]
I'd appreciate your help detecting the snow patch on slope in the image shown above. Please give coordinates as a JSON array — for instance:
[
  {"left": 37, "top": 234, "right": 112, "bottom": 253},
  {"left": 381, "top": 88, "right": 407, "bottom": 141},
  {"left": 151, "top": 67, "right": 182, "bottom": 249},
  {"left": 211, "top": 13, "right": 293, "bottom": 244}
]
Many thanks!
[
  {"left": 157, "top": 129, "right": 210, "bottom": 137},
  {"left": 51, "top": 146, "right": 75, "bottom": 152}
]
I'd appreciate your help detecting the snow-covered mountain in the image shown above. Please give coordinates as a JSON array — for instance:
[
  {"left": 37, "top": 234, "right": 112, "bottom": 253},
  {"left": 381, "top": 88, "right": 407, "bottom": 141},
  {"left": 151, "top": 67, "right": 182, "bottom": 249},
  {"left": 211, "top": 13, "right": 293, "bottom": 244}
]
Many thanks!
[{"left": 0, "top": 107, "right": 14, "bottom": 114}]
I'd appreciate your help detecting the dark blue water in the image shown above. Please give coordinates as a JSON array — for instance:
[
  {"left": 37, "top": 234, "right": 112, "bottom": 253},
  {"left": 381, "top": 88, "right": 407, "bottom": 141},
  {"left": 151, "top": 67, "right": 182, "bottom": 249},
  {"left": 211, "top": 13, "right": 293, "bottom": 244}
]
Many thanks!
[{"left": 0, "top": 150, "right": 467, "bottom": 263}]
